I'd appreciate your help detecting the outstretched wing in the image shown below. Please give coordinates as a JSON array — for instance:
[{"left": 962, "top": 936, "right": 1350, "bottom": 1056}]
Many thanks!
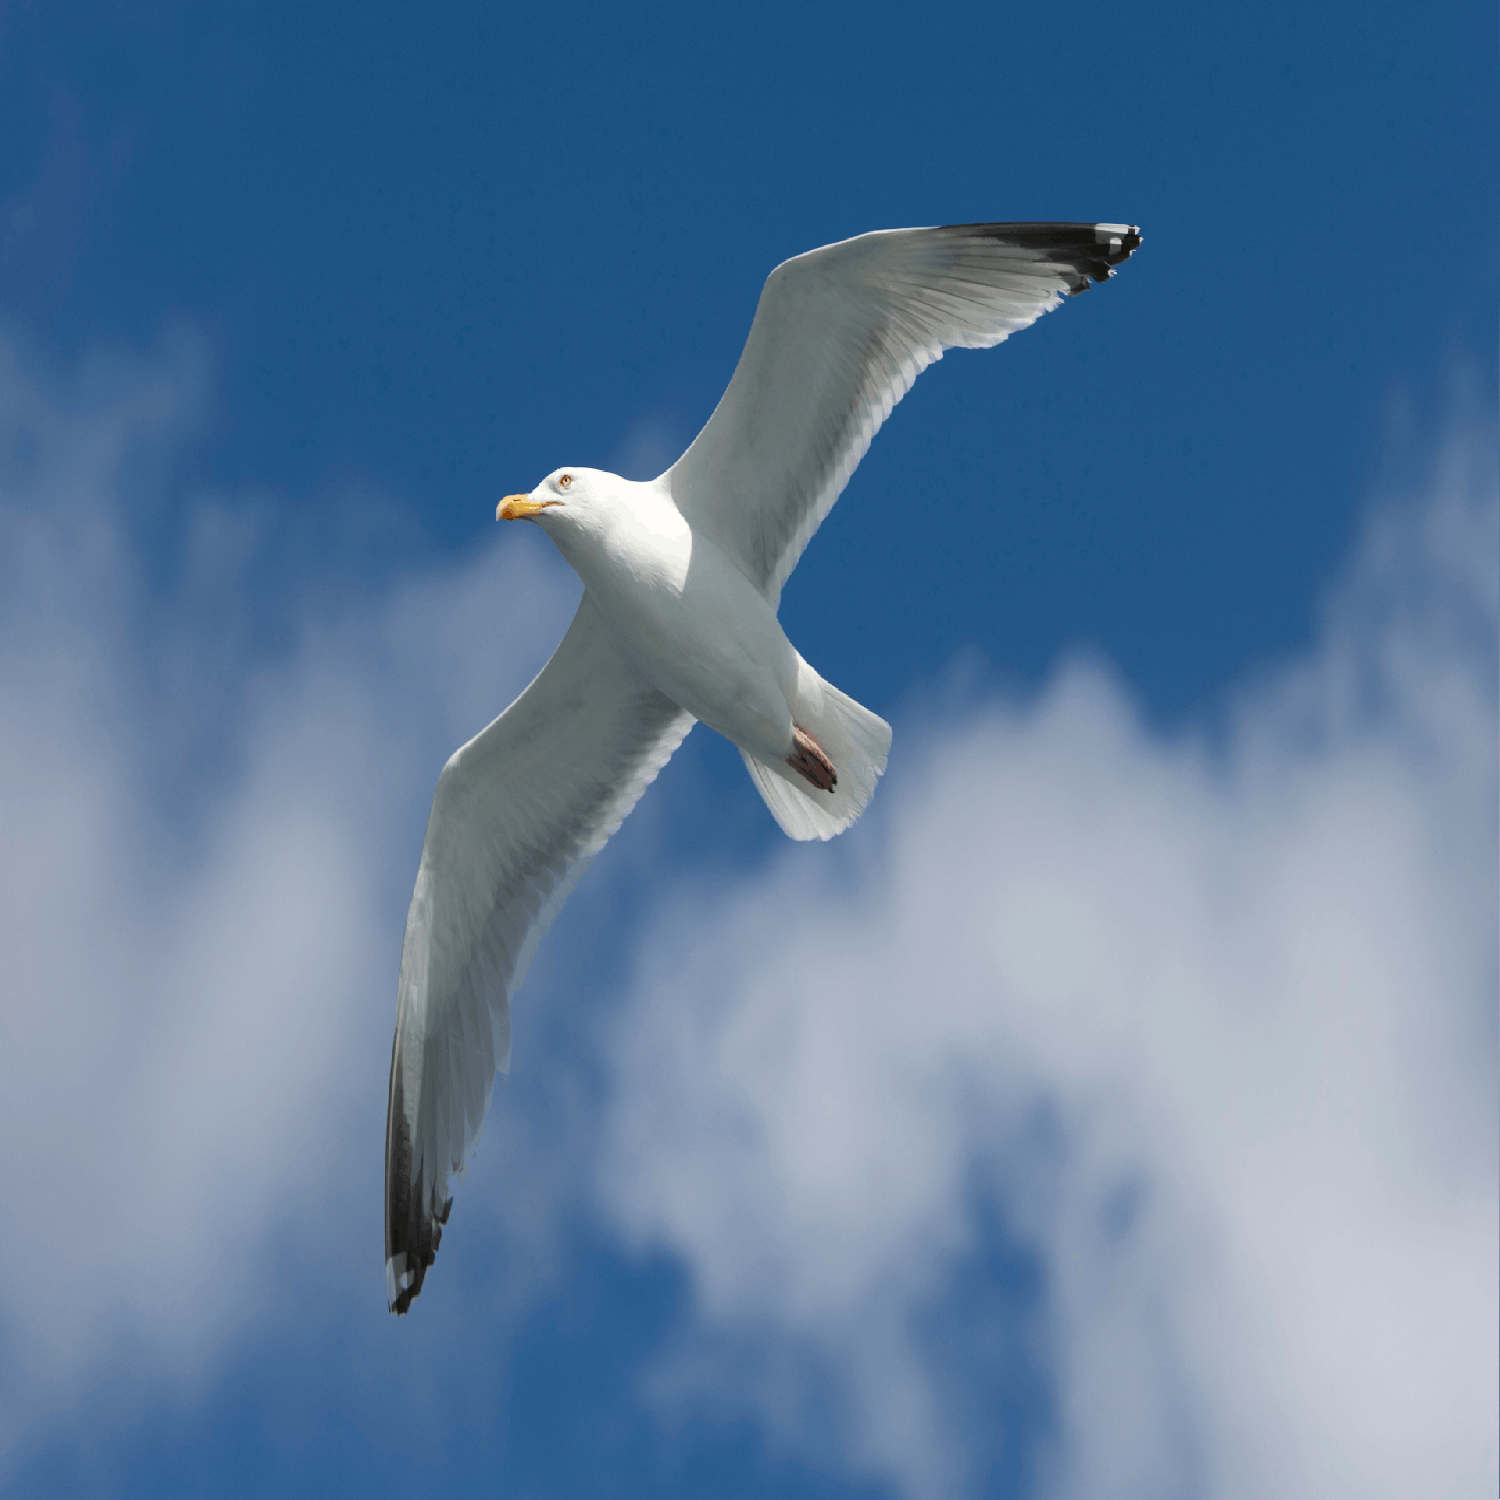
[
  {"left": 385, "top": 594, "right": 694, "bottom": 1312},
  {"left": 665, "top": 222, "right": 1142, "bottom": 603}
]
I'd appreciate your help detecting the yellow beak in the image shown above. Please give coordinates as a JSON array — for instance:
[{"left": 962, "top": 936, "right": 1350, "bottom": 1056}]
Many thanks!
[{"left": 497, "top": 494, "right": 562, "bottom": 521}]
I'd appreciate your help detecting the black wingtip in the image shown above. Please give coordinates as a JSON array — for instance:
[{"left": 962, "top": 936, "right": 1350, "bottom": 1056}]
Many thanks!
[
  {"left": 385, "top": 1030, "right": 453, "bottom": 1315},
  {"left": 942, "top": 221, "right": 1143, "bottom": 295},
  {"left": 386, "top": 1182, "right": 452, "bottom": 1315}
]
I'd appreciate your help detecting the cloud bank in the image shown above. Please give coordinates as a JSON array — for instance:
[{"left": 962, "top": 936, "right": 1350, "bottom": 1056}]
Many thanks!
[
  {"left": 0, "top": 331, "right": 580, "bottom": 1446},
  {"left": 599, "top": 424, "right": 1498, "bottom": 1497},
  {"left": 0, "top": 327, "right": 1493, "bottom": 1497}
]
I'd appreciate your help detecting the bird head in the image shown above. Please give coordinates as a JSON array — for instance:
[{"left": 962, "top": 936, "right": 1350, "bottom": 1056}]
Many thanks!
[{"left": 497, "top": 467, "right": 604, "bottom": 528}]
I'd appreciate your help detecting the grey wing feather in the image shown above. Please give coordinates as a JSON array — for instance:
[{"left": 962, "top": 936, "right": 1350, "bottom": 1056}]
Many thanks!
[
  {"left": 385, "top": 594, "right": 694, "bottom": 1312},
  {"left": 664, "top": 222, "right": 1142, "bottom": 603}
]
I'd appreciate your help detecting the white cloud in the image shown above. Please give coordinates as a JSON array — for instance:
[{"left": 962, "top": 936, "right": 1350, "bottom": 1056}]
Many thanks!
[
  {"left": 598, "top": 423, "right": 1498, "bottom": 1498},
  {"left": 1, "top": 323, "right": 1493, "bottom": 1498},
  {"left": 0, "top": 331, "right": 580, "bottom": 1445}
]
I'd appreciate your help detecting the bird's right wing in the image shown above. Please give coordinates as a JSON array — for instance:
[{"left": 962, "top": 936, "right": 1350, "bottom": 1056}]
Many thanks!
[
  {"left": 665, "top": 222, "right": 1142, "bottom": 604},
  {"left": 385, "top": 593, "right": 694, "bottom": 1313}
]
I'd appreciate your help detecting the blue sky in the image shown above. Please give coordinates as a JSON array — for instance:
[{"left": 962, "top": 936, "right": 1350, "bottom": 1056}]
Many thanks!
[{"left": 0, "top": 2, "right": 1495, "bottom": 1497}]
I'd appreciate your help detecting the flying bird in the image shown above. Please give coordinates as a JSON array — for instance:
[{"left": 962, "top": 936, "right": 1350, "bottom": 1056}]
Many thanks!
[{"left": 385, "top": 221, "right": 1143, "bottom": 1312}]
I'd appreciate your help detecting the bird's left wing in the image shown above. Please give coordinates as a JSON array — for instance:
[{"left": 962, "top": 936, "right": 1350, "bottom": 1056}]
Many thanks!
[
  {"left": 665, "top": 222, "right": 1141, "bottom": 604},
  {"left": 385, "top": 593, "right": 694, "bottom": 1312}
]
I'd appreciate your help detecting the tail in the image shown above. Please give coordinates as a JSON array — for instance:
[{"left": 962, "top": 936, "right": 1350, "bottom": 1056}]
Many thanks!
[{"left": 742, "top": 655, "right": 892, "bottom": 841}]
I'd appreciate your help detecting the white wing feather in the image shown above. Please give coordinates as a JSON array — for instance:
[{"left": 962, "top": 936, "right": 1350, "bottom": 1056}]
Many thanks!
[
  {"left": 665, "top": 222, "right": 1141, "bottom": 603},
  {"left": 385, "top": 594, "right": 693, "bottom": 1311}
]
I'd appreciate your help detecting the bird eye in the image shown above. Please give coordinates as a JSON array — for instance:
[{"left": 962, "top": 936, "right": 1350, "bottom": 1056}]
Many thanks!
[{"left": 558, "top": 474, "right": 572, "bottom": 489}]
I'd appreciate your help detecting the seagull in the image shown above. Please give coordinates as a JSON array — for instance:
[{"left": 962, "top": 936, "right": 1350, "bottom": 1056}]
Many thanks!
[{"left": 385, "top": 221, "right": 1143, "bottom": 1312}]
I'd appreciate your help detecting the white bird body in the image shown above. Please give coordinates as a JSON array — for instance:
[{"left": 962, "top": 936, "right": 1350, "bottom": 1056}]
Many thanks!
[
  {"left": 540, "top": 470, "right": 800, "bottom": 763},
  {"left": 385, "top": 221, "right": 1143, "bottom": 1313}
]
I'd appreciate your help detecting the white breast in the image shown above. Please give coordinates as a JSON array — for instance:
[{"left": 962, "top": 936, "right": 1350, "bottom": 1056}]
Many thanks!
[{"left": 564, "top": 481, "right": 799, "bottom": 761}]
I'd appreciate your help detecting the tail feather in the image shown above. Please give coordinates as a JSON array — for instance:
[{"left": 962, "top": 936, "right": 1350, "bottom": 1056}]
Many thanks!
[{"left": 743, "top": 656, "right": 891, "bottom": 841}]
